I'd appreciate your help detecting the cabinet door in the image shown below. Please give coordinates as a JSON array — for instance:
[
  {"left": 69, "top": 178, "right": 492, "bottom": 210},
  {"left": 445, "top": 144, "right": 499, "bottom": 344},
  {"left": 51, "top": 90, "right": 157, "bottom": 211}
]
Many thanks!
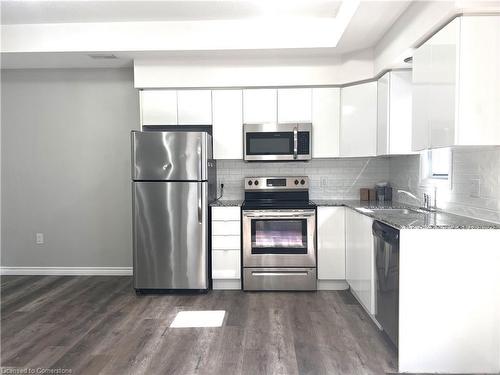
[
  {"left": 389, "top": 70, "right": 413, "bottom": 154},
  {"left": 412, "top": 45, "right": 432, "bottom": 151},
  {"left": 377, "top": 73, "right": 390, "bottom": 156},
  {"left": 141, "top": 90, "right": 177, "bottom": 126},
  {"left": 243, "top": 89, "right": 277, "bottom": 123},
  {"left": 212, "top": 90, "right": 243, "bottom": 159},
  {"left": 457, "top": 16, "right": 500, "bottom": 145},
  {"left": 340, "top": 82, "right": 377, "bottom": 157},
  {"left": 177, "top": 90, "right": 212, "bottom": 125},
  {"left": 428, "top": 20, "right": 458, "bottom": 148},
  {"left": 317, "top": 207, "right": 345, "bottom": 280},
  {"left": 345, "top": 209, "right": 375, "bottom": 315},
  {"left": 278, "top": 88, "right": 312, "bottom": 123},
  {"left": 212, "top": 250, "right": 241, "bottom": 279},
  {"left": 312, "top": 88, "right": 340, "bottom": 158}
]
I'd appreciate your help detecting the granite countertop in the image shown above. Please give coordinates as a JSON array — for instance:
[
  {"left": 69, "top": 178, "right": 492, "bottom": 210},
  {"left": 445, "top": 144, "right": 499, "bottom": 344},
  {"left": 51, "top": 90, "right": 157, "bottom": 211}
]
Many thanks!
[
  {"left": 210, "top": 199, "right": 243, "bottom": 207},
  {"left": 313, "top": 199, "right": 500, "bottom": 230}
]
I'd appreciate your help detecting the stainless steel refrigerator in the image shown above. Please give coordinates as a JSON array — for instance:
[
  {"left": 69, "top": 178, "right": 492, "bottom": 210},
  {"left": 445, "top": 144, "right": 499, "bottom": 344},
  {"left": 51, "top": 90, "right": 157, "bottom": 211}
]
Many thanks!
[{"left": 131, "top": 131, "right": 216, "bottom": 292}]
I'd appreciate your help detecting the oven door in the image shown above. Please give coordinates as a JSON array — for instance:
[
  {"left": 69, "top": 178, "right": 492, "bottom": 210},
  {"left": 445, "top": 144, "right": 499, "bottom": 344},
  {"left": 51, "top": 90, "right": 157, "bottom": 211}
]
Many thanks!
[
  {"left": 243, "top": 123, "right": 311, "bottom": 161},
  {"left": 242, "top": 209, "right": 316, "bottom": 267}
]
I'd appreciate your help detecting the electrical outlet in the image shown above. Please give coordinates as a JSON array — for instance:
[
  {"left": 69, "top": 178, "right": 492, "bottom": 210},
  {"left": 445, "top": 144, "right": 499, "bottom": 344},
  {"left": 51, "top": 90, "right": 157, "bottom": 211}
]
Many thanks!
[
  {"left": 320, "top": 177, "right": 328, "bottom": 187},
  {"left": 470, "top": 179, "right": 480, "bottom": 198},
  {"left": 36, "top": 233, "right": 44, "bottom": 245}
]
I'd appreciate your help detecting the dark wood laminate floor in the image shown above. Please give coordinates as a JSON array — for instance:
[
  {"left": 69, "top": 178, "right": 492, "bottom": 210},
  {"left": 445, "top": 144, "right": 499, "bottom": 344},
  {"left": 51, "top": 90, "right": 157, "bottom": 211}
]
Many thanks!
[{"left": 1, "top": 276, "right": 398, "bottom": 375}]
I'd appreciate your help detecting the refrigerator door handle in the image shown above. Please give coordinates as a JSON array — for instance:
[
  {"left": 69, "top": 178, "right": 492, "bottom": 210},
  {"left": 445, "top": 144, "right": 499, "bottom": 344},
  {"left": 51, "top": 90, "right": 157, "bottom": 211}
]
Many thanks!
[
  {"left": 197, "top": 182, "right": 203, "bottom": 224},
  {"left": 198, "top": 145, "right": 202, "bottom": 180}
]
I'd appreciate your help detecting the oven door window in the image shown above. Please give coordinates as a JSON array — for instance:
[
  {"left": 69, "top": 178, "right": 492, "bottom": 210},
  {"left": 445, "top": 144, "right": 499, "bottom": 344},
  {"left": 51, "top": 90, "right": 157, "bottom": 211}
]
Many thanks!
[
  {"left": 251, "top": 219, "right": 307, "bottom": 254},
  {"left": 246, "top": 132, "right": 293, "bottom": 155}
]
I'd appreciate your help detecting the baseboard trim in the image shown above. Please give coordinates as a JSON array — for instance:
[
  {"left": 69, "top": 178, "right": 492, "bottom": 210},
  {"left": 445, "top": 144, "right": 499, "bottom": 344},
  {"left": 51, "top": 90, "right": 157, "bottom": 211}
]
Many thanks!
[
  {"left": 317, "top": 280, "right": 349, "bottom": 290},
  {"left": 0, "top": 267, "right": 133, "bottom": 276},
  {"left": 212, "top": 279, "right": 241, "bottom": 290}
]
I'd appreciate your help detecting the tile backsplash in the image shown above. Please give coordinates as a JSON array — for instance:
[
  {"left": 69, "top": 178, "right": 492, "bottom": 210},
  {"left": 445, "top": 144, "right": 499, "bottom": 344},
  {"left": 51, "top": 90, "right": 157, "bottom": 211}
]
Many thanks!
[
  {"left": 216, "top": 158, "right": 390, "bottom": 200},
  {"left": 217, "top": 147, "right": 500, "bottom": 224},
  {"left": 389, "top": 147, "right": 500, "bottom": 224}
]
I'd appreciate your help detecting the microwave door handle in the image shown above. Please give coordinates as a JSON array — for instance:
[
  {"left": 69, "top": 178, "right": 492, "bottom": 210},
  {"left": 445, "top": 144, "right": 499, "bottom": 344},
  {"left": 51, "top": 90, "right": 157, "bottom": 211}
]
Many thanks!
[{"left": 293, "top": 126, "right": 298, "bottom": 159}]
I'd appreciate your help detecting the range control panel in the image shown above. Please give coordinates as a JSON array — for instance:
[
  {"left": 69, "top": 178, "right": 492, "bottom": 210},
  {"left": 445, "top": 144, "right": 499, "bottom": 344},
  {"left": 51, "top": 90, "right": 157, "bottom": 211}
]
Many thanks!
[{"left": 244, "top": 176, "right": 309, "bottom": 191}]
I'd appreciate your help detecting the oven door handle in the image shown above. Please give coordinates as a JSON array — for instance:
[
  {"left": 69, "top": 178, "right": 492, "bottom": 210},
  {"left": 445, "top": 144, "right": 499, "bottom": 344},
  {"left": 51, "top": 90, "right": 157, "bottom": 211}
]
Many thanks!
[
  {"left": 293, "top": 126, "right": 298, "bottom": 160},
  {"left": 252, "top": 271, "right": 309, "bottom": 276},
  {"left": 243, "top": 213, "right": 315, "bottom": 218}
]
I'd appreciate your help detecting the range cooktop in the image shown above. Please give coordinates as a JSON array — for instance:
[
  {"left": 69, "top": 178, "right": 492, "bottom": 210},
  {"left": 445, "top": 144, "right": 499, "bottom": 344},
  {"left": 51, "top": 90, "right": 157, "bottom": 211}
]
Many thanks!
[{"left": 242, "top": 176, "right": 316, "bottom": 210}]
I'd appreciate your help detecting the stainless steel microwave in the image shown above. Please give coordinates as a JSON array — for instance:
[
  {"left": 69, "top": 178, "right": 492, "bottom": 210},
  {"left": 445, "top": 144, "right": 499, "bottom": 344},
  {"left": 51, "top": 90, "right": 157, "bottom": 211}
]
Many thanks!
[{"left": 243, "top": 123, "right": 312, "bottom": 161}]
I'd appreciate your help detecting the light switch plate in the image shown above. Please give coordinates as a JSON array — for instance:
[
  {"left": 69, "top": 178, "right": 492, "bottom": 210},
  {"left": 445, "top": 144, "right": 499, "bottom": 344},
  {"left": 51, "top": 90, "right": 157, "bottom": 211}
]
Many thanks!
[
  {"left": 36, "top": 233, "right": 44, "bottom": 245},
  {"left": 470, "top": 179, "right": 480, "bottom": 198}
]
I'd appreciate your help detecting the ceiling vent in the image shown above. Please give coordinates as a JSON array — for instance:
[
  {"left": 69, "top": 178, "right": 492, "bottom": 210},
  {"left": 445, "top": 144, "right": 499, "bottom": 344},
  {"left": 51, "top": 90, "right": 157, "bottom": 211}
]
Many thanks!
[{"left": 88, "top": 54, "right": 118, "bottom": 59}]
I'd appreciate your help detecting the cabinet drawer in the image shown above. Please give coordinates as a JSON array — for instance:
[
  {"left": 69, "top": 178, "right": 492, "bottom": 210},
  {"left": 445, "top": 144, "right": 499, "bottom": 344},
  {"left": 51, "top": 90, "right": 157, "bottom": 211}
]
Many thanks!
[
  {"left": 212, "top": 249, "right": 241, "bottom": 279},
  {"left": 212, "top": 235, "right": 241, "bottom": 250},
  {"left": 212, "top": 221, "right": 240, "bottom": 236},
  {"left": 211, "top": 207, "right": 241, "bottom": 221}
]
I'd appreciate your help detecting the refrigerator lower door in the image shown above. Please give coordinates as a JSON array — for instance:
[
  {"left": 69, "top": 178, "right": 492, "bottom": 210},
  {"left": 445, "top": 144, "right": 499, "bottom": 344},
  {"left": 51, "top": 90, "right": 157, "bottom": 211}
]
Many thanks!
[
  {"left": 131, "top": 131, "right": 211, "bottom": 181},
  {"left": 133, "top": 181, "right": 208, "bottom": 290}
]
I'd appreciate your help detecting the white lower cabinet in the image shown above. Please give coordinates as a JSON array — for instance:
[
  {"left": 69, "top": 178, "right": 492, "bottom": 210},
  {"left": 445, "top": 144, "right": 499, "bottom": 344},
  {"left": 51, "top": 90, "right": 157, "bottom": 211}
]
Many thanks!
[
  {"left": 317, "top": 207, "right": 345, "bottom": 280},
  {"left": 211, "top": 207, "right": 241, "bottom": 289},
  {"left": 345, "top": 208, "right": 375, "bottom": 315}
]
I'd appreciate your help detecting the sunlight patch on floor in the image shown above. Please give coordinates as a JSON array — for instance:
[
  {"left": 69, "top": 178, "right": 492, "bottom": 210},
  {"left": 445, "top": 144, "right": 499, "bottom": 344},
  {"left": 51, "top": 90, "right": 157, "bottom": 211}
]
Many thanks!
[{"left": 170, "top": 310, "right": 226, "bottom": 328}]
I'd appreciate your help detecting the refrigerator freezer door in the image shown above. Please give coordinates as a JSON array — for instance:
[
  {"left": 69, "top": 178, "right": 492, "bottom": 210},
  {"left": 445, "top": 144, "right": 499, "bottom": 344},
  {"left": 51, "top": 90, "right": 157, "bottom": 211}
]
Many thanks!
[
  {"left": 132, "top": 131, "right": 211, "bottom": 181},
  {"left": 133, "top": 181, "right": 208, "bottom": 290}
]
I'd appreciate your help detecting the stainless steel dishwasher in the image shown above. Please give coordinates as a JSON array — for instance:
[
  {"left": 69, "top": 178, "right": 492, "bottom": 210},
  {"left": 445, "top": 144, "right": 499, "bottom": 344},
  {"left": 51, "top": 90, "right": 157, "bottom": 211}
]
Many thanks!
[{"left": 373, "top": 221, "right": 399, "bottom": 347}]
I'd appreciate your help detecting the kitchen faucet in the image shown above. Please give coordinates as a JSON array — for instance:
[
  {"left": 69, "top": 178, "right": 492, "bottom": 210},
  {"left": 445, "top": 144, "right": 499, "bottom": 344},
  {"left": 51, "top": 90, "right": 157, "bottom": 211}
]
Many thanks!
[
  {"left": 423, "top": 187, "right": 438, "bottom": 212},
  {"left": 397, "top": 189, "right": 437, "bottom": 212}
]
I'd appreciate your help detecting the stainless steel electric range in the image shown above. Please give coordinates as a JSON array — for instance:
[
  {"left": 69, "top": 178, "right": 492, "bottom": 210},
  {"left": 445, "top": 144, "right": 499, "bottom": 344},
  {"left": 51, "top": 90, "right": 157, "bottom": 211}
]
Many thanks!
[{"left": 241, "top": 176, "right": 317, "bottom": 291}]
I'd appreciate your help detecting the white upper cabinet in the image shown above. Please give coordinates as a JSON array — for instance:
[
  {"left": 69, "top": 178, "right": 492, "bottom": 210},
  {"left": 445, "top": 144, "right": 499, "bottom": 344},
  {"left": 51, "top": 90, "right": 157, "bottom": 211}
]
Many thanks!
[
  {"left": 340, "top": 82, "right": 377, "bottom": 157},
  {"left": 377, "top": 71, "right": 413, "bottom": 156},
  {"left": 457, "top": 16, "right": 500, "bottom": 145},
  {"left": 177, "top": 90, "right": 212, "bottom": 125},
  {"left": 140, "top": 90, "right": 177, "bottom": 125},
  {"left": 312, "top": 88, "right": 341, "bottom": 158},
  {"left": 317, "top": 206, "right": 345, "bottom": 280},
  {"left": 140, "top": 89, "right": 212, "bottom": 126},
  {"left": 243, "top": 89, "right": 277, "bottom": 123},
  {"left": 212, "top": 90, "right": 243, "bottom": 159},
  {"left": 412, "top": 16, "right": 500, "bottom": 150},
  {"left": 277, "top": 88, "right": 312, "bottom": 123}
]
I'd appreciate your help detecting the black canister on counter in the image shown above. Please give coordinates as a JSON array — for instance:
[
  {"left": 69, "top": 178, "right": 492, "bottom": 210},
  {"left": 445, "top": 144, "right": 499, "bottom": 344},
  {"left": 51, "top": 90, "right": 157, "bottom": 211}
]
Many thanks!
[{"left": 384, "top": 186, "right": 393, "bottom": 201}]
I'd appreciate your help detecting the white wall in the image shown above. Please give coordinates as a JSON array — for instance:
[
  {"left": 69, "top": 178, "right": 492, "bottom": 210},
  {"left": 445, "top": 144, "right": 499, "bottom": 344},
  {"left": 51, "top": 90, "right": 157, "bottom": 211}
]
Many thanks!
[
  {"left": 374, "top": 1, "right": 500, "bottom": 74},
  {"left": 374, "top": 1, "right": 457, "bottom": 73},
  {"left": 133, "top": 48, "right": 375, "bottom": 88},
  {"left": 1, "top": 68, "right": 139, "bottom": 268},
  {"left": 389, "top": 148, "right": 500, "bottom": 224}
]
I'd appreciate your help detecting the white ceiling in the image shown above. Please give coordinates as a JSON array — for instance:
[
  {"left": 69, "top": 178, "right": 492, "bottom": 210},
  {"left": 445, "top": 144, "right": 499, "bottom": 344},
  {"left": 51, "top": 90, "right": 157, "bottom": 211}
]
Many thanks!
[
  {"left": 0, "top": 0, "right": 413, "bottom": 69},
  {"left": 0, "top": 0, "right": 343, "bottom": 24}
]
